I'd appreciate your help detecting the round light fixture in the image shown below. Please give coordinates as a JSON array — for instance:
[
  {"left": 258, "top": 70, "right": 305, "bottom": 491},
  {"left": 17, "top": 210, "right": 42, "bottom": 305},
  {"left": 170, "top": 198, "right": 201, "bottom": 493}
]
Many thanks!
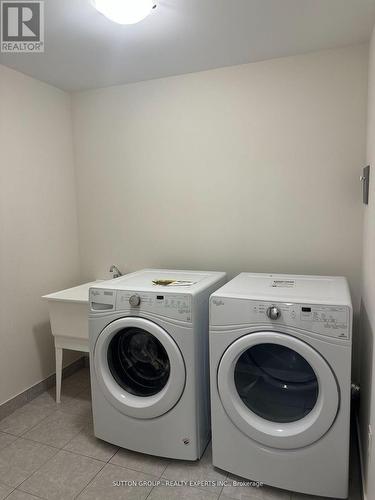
[{"left": 92, "top": 0, "right": 157, "bottom": 25}]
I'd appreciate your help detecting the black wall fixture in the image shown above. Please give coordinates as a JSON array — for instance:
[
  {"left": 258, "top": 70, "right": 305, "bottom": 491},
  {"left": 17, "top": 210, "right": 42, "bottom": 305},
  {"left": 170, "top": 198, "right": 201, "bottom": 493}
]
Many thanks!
[{"left": 361, "top": 165, "right": 370, "bottom": 205}]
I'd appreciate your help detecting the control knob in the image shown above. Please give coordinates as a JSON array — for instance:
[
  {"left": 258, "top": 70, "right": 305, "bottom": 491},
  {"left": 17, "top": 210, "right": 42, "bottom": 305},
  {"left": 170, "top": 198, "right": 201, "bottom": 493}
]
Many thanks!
[
  {"left": 129, "top": 294, "right": 141, "bottom": 307},
  {"left": 267, "top": 306, "right": 281, "bottom": 320}
]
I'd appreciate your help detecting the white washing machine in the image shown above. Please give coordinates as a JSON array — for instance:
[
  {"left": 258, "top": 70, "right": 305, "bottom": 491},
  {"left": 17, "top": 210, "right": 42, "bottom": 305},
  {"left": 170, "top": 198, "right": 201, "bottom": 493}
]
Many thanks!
[
  {"left": 89, "top": 268, "right": 226, "bottom": 460},
  {"left": 209, "top": 273, "right": 352, "bottom": 498}
]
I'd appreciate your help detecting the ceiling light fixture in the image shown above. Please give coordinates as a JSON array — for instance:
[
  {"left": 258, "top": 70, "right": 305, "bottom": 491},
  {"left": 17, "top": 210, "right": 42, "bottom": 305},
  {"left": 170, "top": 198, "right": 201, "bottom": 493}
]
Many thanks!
[{"left": 91, "top": 0, "right": 157, "bottom": 25}]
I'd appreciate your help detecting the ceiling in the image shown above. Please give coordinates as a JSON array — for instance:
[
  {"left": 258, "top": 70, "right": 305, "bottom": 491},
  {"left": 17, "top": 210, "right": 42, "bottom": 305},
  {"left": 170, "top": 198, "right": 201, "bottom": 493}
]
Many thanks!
[{"left": 1, "top": 0, "right": 375, "bottom": 92}]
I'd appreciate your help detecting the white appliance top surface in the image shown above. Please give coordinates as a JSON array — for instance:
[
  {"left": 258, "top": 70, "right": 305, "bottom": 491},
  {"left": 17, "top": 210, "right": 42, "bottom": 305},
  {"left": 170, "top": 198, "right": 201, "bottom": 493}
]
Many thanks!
[
  {"left": 43, "top": 280, "right": 104, "bottom": 303},
  {"left": 211, "top": 273, "right": 352, "bottom": 307},
  {"left": 91, "top": 269, "right": 226, "bottom": 294}
]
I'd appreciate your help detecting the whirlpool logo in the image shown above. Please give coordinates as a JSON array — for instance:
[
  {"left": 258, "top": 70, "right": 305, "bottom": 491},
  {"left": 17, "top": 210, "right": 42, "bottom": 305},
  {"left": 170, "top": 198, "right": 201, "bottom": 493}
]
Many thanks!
[{"left": 1, "top": 1, "right": 44, "bottom": 52}]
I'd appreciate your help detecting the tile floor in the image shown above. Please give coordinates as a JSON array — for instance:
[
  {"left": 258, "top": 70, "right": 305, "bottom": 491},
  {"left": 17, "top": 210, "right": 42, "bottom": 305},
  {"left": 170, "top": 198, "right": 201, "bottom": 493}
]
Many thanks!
[{"left": 0, "top": 368, "right": 362, "bottom": 500}]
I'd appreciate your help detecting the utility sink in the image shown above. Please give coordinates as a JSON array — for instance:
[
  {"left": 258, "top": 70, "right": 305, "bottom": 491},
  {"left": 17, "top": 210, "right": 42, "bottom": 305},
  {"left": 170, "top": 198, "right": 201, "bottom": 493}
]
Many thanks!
[
  {"left": 43, "top": 280, "right": 102, "bottom": 341},
  {"left": 42, "top": 280, "right": 104, "bottom": 402}
]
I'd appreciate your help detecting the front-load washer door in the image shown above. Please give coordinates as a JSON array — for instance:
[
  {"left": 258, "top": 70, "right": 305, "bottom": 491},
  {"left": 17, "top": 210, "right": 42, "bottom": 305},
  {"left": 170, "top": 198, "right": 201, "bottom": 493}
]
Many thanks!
[
  {"left": 94, "top": 317, "right": 186, "bottom": 419},
  {"left": 217, "top": 331, "right": 339, "bottom": 449}
]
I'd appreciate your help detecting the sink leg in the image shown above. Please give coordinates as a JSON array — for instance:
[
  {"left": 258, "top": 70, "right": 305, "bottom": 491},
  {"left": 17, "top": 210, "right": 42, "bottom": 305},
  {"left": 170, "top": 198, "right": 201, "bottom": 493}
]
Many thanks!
[{"left": 55, "top": 346, "right": 63, "bottom": 403}]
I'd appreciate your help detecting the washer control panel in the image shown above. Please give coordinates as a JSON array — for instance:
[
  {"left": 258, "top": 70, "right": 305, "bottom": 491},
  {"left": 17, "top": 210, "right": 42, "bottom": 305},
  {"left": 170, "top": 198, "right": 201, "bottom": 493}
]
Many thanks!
[
  {"left": 116, "top": 292, "right": 192, "bottom": 322},
  {"left": 90, "top": 288, "right": 192, "bottom": 322},
  {"left": 210, "top": 298, "right": 351, "bottom": 339}
]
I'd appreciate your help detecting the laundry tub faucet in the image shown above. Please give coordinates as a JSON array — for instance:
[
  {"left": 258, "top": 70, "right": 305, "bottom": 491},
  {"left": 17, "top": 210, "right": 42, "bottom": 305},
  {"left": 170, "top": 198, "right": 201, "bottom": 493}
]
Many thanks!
[{"left": 109, "top": 265, "right": 122, "bottom": 279}]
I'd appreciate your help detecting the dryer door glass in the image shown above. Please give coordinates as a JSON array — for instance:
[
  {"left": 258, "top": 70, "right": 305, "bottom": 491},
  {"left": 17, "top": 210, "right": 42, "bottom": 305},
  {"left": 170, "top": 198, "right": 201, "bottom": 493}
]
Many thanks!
[
  {"left": 234, "top": 343, "right": 318, "bottom": 423},
  {"left": 108, "top": 327, "right": 170, "bottom": 397}
]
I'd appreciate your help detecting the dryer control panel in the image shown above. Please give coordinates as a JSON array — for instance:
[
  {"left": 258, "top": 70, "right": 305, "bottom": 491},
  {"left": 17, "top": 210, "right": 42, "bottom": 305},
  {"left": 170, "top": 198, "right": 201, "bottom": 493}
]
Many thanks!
[
  {"left": 210, "top": 298, "right": 351, "bottom": 340},
  {"left": 90, "top": 288, "right": 192, "bottom": 323}
]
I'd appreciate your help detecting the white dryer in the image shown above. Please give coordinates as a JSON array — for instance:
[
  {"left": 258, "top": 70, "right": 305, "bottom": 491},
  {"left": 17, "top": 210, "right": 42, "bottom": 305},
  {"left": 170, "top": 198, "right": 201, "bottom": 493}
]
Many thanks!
[
  {"left": 89, "top": 269, "right": 226, "bottom": 460},
  {"left": 209, "top": 273, "right": 352, "bottom": 498}
]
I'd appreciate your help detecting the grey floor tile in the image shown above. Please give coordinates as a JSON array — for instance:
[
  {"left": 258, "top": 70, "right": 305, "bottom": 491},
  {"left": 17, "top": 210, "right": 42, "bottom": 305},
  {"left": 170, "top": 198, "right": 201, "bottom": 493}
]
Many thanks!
[
  {"left": 110, "top": 447, "right": 170, "bottom": 477},
  {"left": 7, "top": 490, "right": 41, "bottom": 500},
  {"left": 22, "top": 410, "right": 89, "bottom": 448},
  {"left": 0, "top": 431, "right": 17, "bottom": 450},
  {"left": 19, "top": 449, "right": 104, "bottom": 500},
  {"left": 0, "top": 482, "right": 13, "bottom": 500},
  {"left": 0, "top": 437, "right": 57, "bottom": 487},
  {"left": 28, "top": 387, "right": 78, "bottom": 410},
  {"left": 30, "top": 386, "right": 92, "bottom": 418},
  {"left": 0, "top": 404, "right": 53, "bottom": 436},
  {"left": 163, "top": 445, "right": 227, "bottom": 494},
  {"left": 77, "top": 463, "right": 156, "bottom": 500},
  {"left": 59, "top": 388, "right": 92, "bottom": 417},
  {"left": 64, "top": 423, "right": 118, "bottom": 462},
  {"left": 221, "top": 476, "right": 290, "bottom": 500},
  {"left": 149, "top": 485, "right": 219, "bottom": 500},
  {"left": 63, "top": 369, "right": 90, "bottom": 394},
  {"left": 28, "top": 369, "right": 90, "bottom": 407}
]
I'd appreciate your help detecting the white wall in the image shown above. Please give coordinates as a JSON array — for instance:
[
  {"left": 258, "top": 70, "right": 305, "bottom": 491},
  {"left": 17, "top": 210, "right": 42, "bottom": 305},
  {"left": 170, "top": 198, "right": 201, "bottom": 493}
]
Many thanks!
[
  {"left": 72, "top": 45, "right": 367, "bottom": 312},
  {"left": 0, "top": 65, "right": 81, "bottom": 405},
  {"left": 0, "top": 43, "right": 367, "bottom": 408},
  {"left": 360, "top": 26, "right": 375, "bottom": 500}
]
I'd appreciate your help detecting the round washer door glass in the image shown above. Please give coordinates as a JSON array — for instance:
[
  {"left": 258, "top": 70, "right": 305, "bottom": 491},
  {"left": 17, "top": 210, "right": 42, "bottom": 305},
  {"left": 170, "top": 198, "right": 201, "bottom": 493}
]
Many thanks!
[
  {"left": 94, "top": 317, "right": 186, "bottom": 419},
  {"left": 234, "top": 343, "right": 318, "bottom": 423},
  {"left": 217, "top": 331, "right": 339, "bottom": 449},
  {"left": 108, "top": 327, "right": 170, "bottom": 397}
]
